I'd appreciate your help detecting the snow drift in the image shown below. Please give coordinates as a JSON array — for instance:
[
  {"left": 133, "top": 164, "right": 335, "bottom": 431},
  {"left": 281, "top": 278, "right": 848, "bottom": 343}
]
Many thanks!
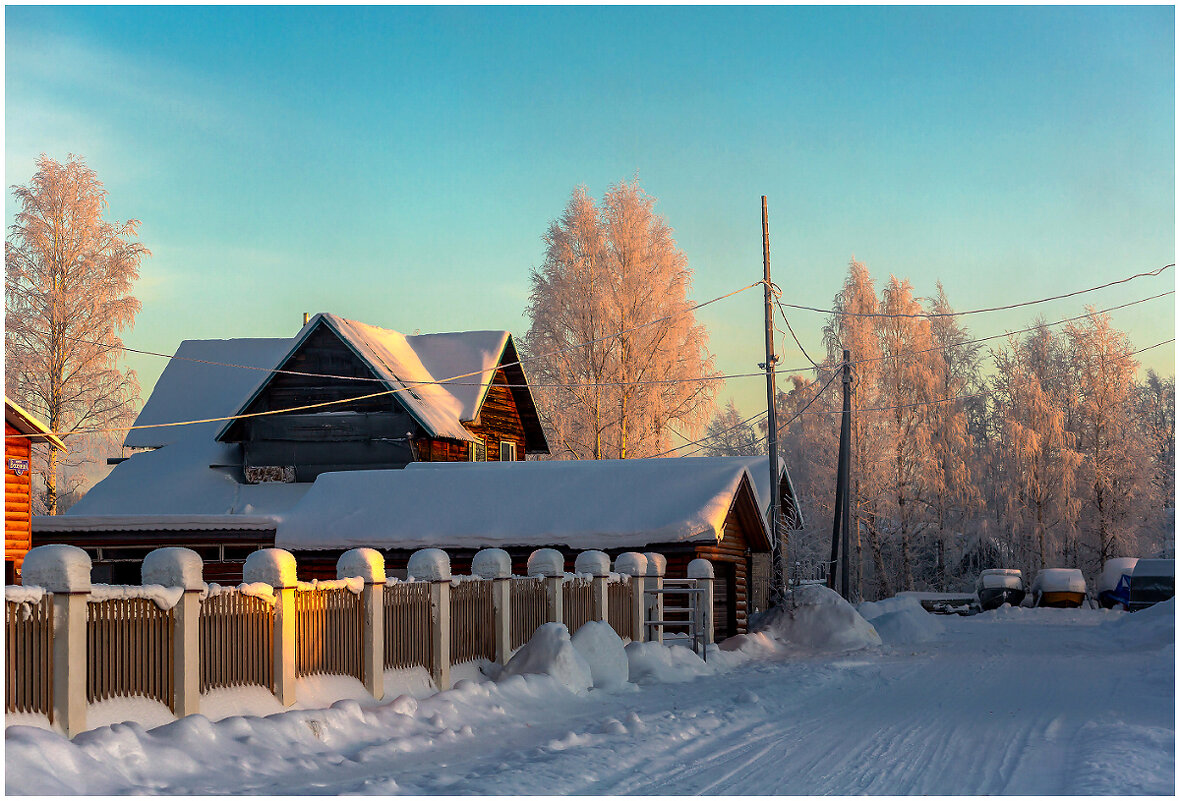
[
  {"left": 498, "top": 623, "right": 592, "bottom": 693},
  {"left": 747, "top": 584, "right": 881, "bottom": 652}
]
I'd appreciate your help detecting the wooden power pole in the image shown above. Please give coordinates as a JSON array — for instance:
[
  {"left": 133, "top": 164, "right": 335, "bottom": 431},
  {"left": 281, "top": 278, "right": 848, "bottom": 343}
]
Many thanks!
[
  {"left": 762, "top": 197, "right": 784, "bottom": 603},
  {"left": 827, "top": 350, "right": 853, "bottom": 598}
]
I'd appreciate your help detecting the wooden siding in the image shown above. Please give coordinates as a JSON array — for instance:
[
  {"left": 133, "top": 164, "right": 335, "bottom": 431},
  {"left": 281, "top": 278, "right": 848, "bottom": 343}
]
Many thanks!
[
  {"left": 5, "top": 423, "right": 32, "bottom": 579},
  {"left": 415, "top": 368, "right": 526, "bottom": 463}
]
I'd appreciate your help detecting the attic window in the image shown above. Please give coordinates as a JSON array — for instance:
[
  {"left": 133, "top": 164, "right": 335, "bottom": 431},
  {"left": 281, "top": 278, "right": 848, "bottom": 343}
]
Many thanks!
[{"left": 469, "top": 439, "right": 486, "bottom": 461}]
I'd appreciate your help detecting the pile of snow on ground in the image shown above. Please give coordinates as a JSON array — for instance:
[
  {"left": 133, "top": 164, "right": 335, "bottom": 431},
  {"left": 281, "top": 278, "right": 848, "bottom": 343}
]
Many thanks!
[
  {"left": 749, "top": 584, "right": 881, "bottom": 651},
  {"left": 570, "top": 622, "right": 629, "bottom": 689},
  {"left": 499, "top": 623, "right": 591, "bottom": 693},
  {"left": 858, "top": 594, "right": 946, "bottom": 645},
  {"left": 625, "top": 641, "right": 712, "bottom": 684}
]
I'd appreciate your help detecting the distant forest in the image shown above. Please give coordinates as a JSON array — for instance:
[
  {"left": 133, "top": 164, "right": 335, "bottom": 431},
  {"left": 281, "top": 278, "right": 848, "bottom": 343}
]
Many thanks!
[{"left": 705, "top": 260, "right": 1175, "bottom": 600}]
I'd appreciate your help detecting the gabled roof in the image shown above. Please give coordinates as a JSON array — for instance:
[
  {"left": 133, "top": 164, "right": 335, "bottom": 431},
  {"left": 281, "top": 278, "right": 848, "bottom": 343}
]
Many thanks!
[
  {"left": 709, "top": 455, "right": 805, "bottom": 528},
  {"left": 4, "top": 396, "right": 66, "bottom": 450},
  {"left": 214, "top": 314, "right": 548, "bottom": 451},
  {"left": 123, "top": 338, "right": 293, "bottom": 449},
  {"left": 276, "top": 458, "right": 770, "bottom": 552}
]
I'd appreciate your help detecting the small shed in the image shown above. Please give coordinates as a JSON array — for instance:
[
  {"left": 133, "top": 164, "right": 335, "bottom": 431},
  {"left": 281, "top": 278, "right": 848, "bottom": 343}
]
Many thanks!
[
  {"left": 5, "top": 397, "right": 66, "bottom": 582},
  {"left": 277, "top": 459, "right": 772, "bottom": 637}
]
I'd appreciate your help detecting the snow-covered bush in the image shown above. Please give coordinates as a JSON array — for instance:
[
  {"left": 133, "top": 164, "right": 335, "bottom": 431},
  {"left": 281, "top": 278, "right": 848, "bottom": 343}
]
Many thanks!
[
  {"left": 570, "top": 621, "right": 628, "bottom": 689},
  {"left": 499, "top": 622, "right": 592, "bottom": 693},
  {"left": 749, "top": 584, "right": 881, "bottom": 651}
]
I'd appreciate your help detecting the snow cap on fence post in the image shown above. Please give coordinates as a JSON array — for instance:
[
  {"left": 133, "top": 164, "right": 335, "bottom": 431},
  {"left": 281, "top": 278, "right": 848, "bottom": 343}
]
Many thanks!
[
  {"left": 688, "top": 559, "right": 715, "bottom": 646},
  {"left": 574, "top": 550, "right": 610, "bottom": 577},
  {"left": 643, "top": 552, "right": 667, "bottom": 578},
  {"left": 243, "top": 548, "right": 298, "bottom": 589},
  {"left": 614, "top": 552, "right": 648, "bottom": 577},
  {"left": 22, "top": 544, "right": 91, "bottom": 593},
  {"left": 142, "top": 547, "right": 204, "bottom": 590},
  {"left": 472, "top": 548, "right": 511, "bottom": 580},
  {"left": 643, "top": 553, "right": 666, "bottom": 643},
  {"left": 527, "top": 548, "right": 564, "bottom": 578},
  {"left": 337, "top": 548, "right": 386, "bottom": 583},
  {"left": 688, "top": 559, "right": 715, "bottom": 579},
  {"left": 407, "top": 548, "right": 451, "bottom": 582}
]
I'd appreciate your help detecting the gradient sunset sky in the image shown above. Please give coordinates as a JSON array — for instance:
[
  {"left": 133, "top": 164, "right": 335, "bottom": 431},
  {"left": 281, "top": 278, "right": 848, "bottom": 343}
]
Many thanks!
[{"left": 5, "top": 6, "right": 1175, "bottom": 422}]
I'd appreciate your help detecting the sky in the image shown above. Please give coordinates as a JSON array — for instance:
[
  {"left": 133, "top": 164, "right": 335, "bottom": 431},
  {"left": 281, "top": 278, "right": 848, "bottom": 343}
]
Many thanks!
[{"left": 4, "top": 5, "right": 1175, "bottom": 427}]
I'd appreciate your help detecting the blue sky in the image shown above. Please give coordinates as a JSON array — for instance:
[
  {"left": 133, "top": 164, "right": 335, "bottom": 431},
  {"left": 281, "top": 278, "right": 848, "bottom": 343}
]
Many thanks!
[{"left": 5, "top": 6, "right": 1175, "bottom": 422}]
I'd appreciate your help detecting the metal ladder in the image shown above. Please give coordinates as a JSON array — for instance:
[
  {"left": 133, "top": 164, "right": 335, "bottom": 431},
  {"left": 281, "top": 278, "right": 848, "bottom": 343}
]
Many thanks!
[{"left": 644, "top": 579, "right": 707, "bottom": 661}]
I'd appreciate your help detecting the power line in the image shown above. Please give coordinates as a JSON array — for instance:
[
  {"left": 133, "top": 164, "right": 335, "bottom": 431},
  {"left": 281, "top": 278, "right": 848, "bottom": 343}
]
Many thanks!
[{"left": 777, "top": 263, "right": 1173, "bottom": 319}]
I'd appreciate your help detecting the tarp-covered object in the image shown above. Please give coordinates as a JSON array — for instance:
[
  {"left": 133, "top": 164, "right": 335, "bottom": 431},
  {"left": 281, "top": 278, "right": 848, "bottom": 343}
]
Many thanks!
[
  {"left": 1129, "top": 559, "right": 1175, "bottom": 612},
  {"left": 276, "top": 458, "right": 767, "bottom": 551},
  {"left": 1098, "top": 557, "right": 1139, "bottom": 609}
]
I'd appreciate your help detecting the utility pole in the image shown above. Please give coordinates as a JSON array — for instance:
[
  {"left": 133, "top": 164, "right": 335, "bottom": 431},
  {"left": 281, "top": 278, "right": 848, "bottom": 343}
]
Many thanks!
[
  {"left": 828, "top": 350, "right": 852, "bottom": 598},
  {"left": 761, "top": 196, "right": 784, "bottom": 604}
]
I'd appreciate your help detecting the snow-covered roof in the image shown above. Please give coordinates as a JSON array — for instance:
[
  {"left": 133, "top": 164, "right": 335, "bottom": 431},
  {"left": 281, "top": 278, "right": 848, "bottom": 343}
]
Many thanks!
[
  {"left": 35, "top": 514, "right": 278, "bottom": 533},
  {"left": 4, "top": 396, "right": 66, "bottom": 450},
  {"left": 216, "top": 314, "right": 541, "bottom": 446},
  {"left": 276, "top": 458, "right": 770, "bottom": 552},
  {"left": 64, "top": 436, "right": 309, "bottom": 518},
  {"left": 706, "top": 455, "right": 804, "bottom": 528},
  {"left": 123, "top": 338, "right": 292, "bottom": 449}
]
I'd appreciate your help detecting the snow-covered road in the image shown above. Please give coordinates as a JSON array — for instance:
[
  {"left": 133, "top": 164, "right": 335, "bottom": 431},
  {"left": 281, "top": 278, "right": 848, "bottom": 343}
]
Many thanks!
[{"left": 6, "top": 602, "right": 1174, "bottom": 795}]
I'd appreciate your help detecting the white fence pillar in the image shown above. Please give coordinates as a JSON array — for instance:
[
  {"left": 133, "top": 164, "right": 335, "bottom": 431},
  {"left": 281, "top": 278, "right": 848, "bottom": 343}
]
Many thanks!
[
  {"left": 688, "top": 558, "right": 715, "bottom": 646},
  {"left": 575, "top": 550, "right": 610, "bottom": 622},
  {"left": 528, "top": 548, "right": 564, "bottom": 624},
  {"left": 644, "top": 552, "right": 667, "bottom": 643},
  {"left": 143, "top": 547, "right": 204, "bottom": 717},
  {"left": 615, "top": 552, "right": 648, "bottom": 643},
  {"left": 408, "top": 549, "right": 451, "bottom": 691},
  {"left": 337, "top": 548, "right": 385, "bottom": 700},
  {"left": 23, "top": 545, "right": 89, "bottom": 737},
  {"left": 244, "top": 548, "right": 298, "bottom": 706},
  {"left": 473, "top": 549, "right": 512, "bottom": 664}
]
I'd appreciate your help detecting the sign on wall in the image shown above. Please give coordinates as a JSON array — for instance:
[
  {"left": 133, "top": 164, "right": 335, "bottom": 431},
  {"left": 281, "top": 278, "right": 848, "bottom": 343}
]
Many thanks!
[{"left": 8, "top": 458, "right": 30, "bottom": 477}]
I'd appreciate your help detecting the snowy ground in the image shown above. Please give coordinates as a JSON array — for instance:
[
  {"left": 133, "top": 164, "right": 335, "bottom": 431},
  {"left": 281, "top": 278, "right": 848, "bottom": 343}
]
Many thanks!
[{"left": 6, "top": 600, "right": 1174, "bottom": 795}]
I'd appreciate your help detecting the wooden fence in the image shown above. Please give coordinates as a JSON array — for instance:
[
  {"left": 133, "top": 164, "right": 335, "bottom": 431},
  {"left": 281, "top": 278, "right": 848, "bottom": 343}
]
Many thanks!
[
  {"left": 5, "top": 597, "right": 53, "bottom": 720},
  {"left": 87, "top": 598, "right": 175, "bottom": 711},
  {"left": 451, "top": 580, "right": 495, "bottom": 664},
  {"left": 510, "top": 577, "right": 547, "bottom": 650},
  {"left": 383, "top": 582, "right": 432, "bottom": 672},
  {"left": 6, "top": 545, "right": 703, "bottom": 738},
  {"left": 562, "top": 576, "right": 593, "bottom": 634},
  {"left": 295, "top": 587, "right": 363, "bottom": 680},
  {"left": 200, "top": 590, "right": 273, "bottom": 693}
]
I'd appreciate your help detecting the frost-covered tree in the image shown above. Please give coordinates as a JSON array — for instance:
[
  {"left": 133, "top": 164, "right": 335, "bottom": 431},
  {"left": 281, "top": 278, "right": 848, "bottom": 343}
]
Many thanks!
[
  {"left": 1064, "top": 312, "right": 1150, "bottom": 568},
  {"left": 702, "top": 400, "right": 762, "bottom": 457},
  {"left": 521, "top": 181, "right": 717, "bottom": 459},
  {"left": 1132, "top": 370, "right": 1175, "bottom": 511},
  {"left": 5, "top": 154, "right": 147, "bottom": 514}
]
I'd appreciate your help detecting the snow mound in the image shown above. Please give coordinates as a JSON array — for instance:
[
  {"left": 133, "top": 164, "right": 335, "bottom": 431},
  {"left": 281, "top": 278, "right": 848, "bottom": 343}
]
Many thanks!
[
  {"left": 751, "top": 584, "right": 881, "bottom": 651},
  {"left": 243, "top": 549, "right": 297, "bottom": 588},
  {"left": 614, "top": 552, "right": 647, "bottom": 577},
  {"left": 570, "top": 621, "right": 629, "bottom": 690},
  {"left": 526, "top": 549, "right": 564, "bottom": 578},
  {"left": 872, "top": 606, "right": 946, "bottom": 645},
  {"left": 141, "top": 547, "right": 204, "bottom": 591},
  {"left": 336, "top": 548, "right": 385, "bottom": 583},
  {"left": 1111, "top": 597, "right": 1175, "bottom": 649},
  {"left": 22, "top": 545, "right": 91, "bottom": 592},
  {"left": 625, "top": 641, "right": 711, "bottom": 684},
  {"left": 857, "top": 593, "right": 925, "bottom": 621},
  {"left": 499, "top": 622, "right": 592, "bottom": 693},
  {"left": 573, "top": 550, "right": 610, "bottom": 576}
]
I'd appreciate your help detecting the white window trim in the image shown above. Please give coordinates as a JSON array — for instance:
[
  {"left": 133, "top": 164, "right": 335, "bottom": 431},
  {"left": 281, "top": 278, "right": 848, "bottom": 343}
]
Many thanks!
[{"left": 499, "top": 440, "right": 517, "bottom": 462}]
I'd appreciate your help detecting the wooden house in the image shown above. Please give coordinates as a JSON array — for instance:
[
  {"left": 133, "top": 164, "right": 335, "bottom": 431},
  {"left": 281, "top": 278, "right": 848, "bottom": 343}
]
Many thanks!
[{"left": 5, "top": 397, "right": 66, "bottom": 583}]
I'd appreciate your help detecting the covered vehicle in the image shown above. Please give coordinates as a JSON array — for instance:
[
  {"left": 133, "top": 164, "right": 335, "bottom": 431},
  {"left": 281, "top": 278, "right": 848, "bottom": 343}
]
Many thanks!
[
  {"left": 1128, "top": 559, "right": 1175, "bottom": 612},
  {"left": 1031, "top": 568, "right": 1087, "bottom": 608},
  {"left": 1097, "top": 557, "right": 1138, "bottom": 609},
  {"left": 975, "top": 569, "right": 1025, "bottom": 610}
]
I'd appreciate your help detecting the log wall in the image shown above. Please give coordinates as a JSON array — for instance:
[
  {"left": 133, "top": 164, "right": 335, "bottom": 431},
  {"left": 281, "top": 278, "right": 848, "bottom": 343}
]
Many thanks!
[{"left": 5, "top": 424, "right": 32, "bottom": 580}]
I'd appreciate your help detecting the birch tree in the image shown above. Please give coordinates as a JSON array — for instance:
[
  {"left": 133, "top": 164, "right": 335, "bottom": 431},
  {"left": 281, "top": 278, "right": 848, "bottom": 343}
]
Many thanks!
[
  {"left": 5, "top": 154, "right": 147, "bottom": 514},
  {"left": 521, "top": 181, "right": 717, "bottom": 459},
  {"left": 702, "top": 400, "right": 763, "bottom": 457},
  {"left": 1132, "top": 370, "right": 1176, "bottom": 509}
]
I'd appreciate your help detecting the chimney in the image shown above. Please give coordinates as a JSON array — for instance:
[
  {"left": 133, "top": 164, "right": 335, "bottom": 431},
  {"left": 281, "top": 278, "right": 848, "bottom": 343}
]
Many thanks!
[{"left": 302, "top": 312, "right": 310, "bottom": 326}]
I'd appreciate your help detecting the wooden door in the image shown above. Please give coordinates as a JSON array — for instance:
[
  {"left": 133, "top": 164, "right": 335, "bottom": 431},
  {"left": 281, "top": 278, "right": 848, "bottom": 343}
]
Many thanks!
[{"left": 712, "top": 561, "right": 738, "bottom": 640}]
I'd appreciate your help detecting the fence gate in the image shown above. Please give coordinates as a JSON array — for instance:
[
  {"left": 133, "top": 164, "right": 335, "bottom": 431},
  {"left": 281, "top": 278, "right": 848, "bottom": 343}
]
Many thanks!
[{"left": 644, "top": 579, "right": 706, "bottom": 660}]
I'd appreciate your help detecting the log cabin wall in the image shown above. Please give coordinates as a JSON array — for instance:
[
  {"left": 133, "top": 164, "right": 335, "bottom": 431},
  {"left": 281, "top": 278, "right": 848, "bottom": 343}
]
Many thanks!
[
  {"left": 5, "top": 423, "right": 32, "bottom": 582},
  {"left": 416, "top": 368, "right": 527, "bottom": 462}
]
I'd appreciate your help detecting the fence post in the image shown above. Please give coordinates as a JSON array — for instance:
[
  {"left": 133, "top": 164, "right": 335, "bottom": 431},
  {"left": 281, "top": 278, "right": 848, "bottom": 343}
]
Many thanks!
[
  {"left": 644, "top": 552, "right": 667, "bottom": 644},
  {"left": 472, "top": 548, "right": 512, "bottom": 664},
  {"left": 688, "top": 558, "right": 715, "bottom": 646},
  {"left": 527, "top": 549, "right": 564, "bottom": 624},
  {"left": 142, "top": 547, "right": 204, "bottom": 718},
  {"left": 337, "top": 548, "right": 385, "bottom": 700},
  {"left": 408, "top": 549, "right": 451, "bottom": 692},
  {"left": 614, "top": 552, "right": 648, "bottom": 643},
  {"left": 575, "top": 551, "right": 610, "bottom": 622},
  {"left": 243, "top": 548, "right": 298, "bottom": 706},
  {"left": 22, "top": 545, "right": 89, "bottom": 737}
]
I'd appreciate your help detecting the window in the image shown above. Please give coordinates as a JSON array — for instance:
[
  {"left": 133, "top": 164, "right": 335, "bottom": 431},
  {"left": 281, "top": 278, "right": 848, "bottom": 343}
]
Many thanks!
[
  {"left": 469, "top": 439, "right": 486, "bottom": 461},
  {"left": 500, "top": 441, "right": 517, "bottom": 462}
]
